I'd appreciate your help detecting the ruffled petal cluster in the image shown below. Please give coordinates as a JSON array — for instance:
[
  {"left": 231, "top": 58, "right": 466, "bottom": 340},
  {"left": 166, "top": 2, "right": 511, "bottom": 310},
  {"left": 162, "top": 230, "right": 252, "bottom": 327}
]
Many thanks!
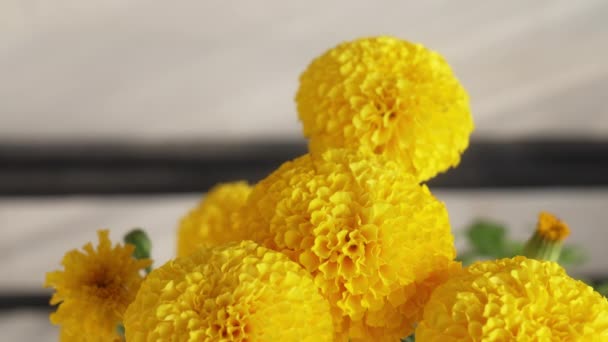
[
  {"left": 296, "top": 36, "right": 473, "bottom": 181},
  {"left": 242, "top": 149, "right": 458, "bottom": 341},
  {"left": 416, "top": 256, "right": 608, "bottom": 341},
  {"left": 124, "top": 240, "right": 333, "bottom": 342},
  {"left": 177, "top": 181, "right": 252, "bottom": 257},
  {"left": 45, "top": 230, "right": 151, "bottom": 341}
]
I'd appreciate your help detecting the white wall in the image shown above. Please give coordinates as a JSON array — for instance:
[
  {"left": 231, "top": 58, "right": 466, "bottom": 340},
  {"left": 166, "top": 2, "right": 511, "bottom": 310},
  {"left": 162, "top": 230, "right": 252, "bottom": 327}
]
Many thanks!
[{"left": 1, "top": 0, "right": 607, "bottom": 142}]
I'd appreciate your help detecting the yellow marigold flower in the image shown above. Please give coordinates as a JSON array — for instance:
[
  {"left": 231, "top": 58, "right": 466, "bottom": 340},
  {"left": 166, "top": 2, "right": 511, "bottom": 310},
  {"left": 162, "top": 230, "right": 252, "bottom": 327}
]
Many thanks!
[
  {"left": 536, "top": 211, "right": 570, "bottom": 241},
  {"left": 123, "top": 240, "right": 333, "bottom": 341},
  {"left": 45, "top": 230, "right": 152, "bottom": 341},
  {"left": 524, "top": 211, "right": 571, "bottom": 262},
  {"left": 242, "top": 149, "right": 458, "bottom": 341},
  {"left": 416, "top": 256, "right": 608, "bottom": 341},
  {"left": 296, "top": 36, "right": 474, "bottom": 182},
  {"left": 177, "top": 181, "right": 252, "bottom": 257}
]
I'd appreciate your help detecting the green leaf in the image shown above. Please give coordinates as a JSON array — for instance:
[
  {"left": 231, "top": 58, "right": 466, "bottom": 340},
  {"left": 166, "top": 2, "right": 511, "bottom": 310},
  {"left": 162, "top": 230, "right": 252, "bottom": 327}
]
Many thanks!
[
  {"left": 503, "top": 241, "right": 524, "bottom": 258},
  {"left": 466, "top": 220, "right": 508, "bottom": 257},
  {"left": 116, "top": 323, "right": 125, "bottom": 340},
  {"left": 558, "top": 245, "right": 587, "bottom": 267},
  {"left": 595, "top": 283, "right": 608, "bottom": 297},
  {"left": 124, "top": 229, "right": 152, "bottom": 260},
  {"left": 124, "top": 228, "right": 153, "bottom": 273},
  {"left": 456, "top": 251, "right": 479, "bottom": 266},
  {"left": 401, "top": 335, "right": 415, "bottom": 342}
]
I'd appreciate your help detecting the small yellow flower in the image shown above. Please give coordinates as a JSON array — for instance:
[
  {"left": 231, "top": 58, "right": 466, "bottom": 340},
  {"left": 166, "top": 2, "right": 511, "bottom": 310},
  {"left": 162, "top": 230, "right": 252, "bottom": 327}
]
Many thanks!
[
  {"left": 45, "top": 230, "right": 152, "bottom": 341},
  {"left": 537, "top": 211, "right": 570, "bottom": 241},
  {"left": 177, "top": 181, "right": 252, "bottom": 257},
  {"left": 416, "top": 256, "right": 608, "bottom": 341},
  {"left": 242, "top": 149, "right": 458, "bottom": 341},
  {"left": 124, "top": 240, "right": 333, "bottom": 341},
  {"left": 523, "top": 211, "right": 571, "bottom": 261},
  {"left": 296, "top": 36, "right": 473, "bottom": 182}
]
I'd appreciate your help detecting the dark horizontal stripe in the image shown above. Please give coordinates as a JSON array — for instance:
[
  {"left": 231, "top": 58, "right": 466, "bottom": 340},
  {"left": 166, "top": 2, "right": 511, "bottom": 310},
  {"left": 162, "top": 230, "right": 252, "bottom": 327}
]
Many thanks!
[
  {"left": 0, "top": 139, "right": 607, "bottom": 195},
  {"left": 0, "top": 294, "right": 53, "bottom": 311}
]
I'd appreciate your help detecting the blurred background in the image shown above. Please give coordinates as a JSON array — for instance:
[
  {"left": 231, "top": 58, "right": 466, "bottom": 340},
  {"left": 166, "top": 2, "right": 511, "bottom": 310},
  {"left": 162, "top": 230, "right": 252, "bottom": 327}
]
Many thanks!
[{"left": 1, "top": 1, "right": 607, "bottom": 340}]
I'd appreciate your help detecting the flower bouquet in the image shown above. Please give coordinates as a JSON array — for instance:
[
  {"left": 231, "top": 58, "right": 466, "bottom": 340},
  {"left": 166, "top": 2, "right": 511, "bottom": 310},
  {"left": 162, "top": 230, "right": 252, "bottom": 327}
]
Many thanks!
[{"left": 45, "top": 37, "right": 608, "bottom": 341}]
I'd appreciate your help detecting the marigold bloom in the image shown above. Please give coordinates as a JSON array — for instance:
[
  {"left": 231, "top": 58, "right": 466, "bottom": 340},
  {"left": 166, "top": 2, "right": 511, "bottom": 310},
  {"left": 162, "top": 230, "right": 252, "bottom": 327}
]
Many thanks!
[
  {"left": 536, "top": 211, "right": 570, "bottom": 241},
  {"left": 242, "top": 149, "right": 457, "bottom": 341},
  {"left": 416, "top": 256, "right": 608, "bottom": 341},
  {"left": 296, "top": 36, "right": 473, "bottom": 182},
  {"left": 177, "top": 181, "right": 252, "bottom": 257},
  {"left": 45, "top": 230, "right": 152, "bottom": 341},
  {"left": 524, "top": 211, "right": 571, "bottom": 261},
  {"left": 124, "top": 240, "right": 333, "bottom": 341}
]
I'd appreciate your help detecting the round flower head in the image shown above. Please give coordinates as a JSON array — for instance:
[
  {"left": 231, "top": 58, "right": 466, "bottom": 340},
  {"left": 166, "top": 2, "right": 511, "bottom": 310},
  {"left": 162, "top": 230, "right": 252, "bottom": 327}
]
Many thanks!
[
  {"left": 243, "top": 149, "right": 458, "bottom": 341},
  {"left": 416, "top": 256, "right": 608, "bottom": 341},
  {"left": 296, "top": 36, "right": 473, "bottom": 182},
  {"left": 177, "top": 181, "right": 252, "bottom": 257},
  {"left": 45, "top": 230, "right": 152, "bottom": 341},
  {"left": 124, "top": 240, "right": 333, "bottom": 341}
]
